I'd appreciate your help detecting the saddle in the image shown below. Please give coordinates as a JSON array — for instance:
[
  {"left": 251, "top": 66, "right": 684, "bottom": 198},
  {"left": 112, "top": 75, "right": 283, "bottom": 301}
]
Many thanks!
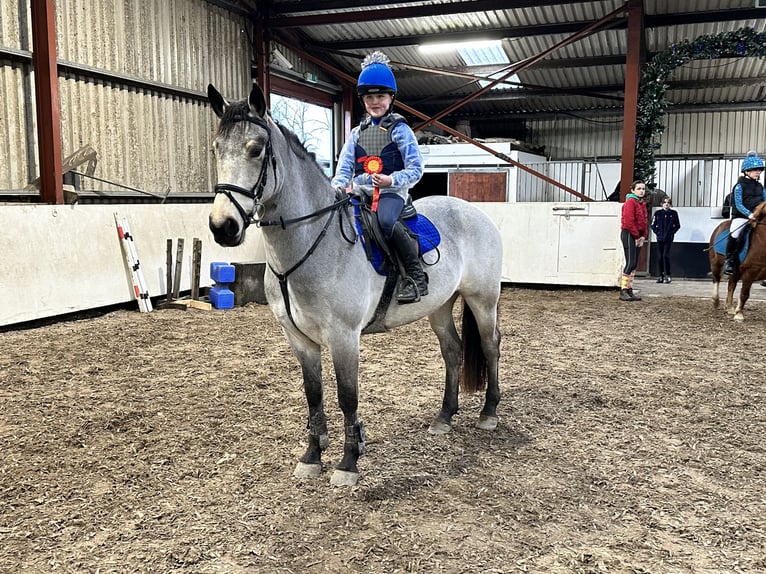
[
  {"left": 713, "top": 224, "right": 752, "bottom": 264},
  {"left": 350, "top": 193, "right": 441, "bottom": 276},
  {"left": 350, "top": 193, "right": 441, "bottom": 333}
]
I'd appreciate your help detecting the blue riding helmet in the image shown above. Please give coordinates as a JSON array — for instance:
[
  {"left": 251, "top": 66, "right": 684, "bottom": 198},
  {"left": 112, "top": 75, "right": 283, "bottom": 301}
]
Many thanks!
[
  {"left": 357, "top": 51, "right": 397, "bottom": 96},
  {"left": 741, "top": 150, "right": 765, "bottom": 172}
]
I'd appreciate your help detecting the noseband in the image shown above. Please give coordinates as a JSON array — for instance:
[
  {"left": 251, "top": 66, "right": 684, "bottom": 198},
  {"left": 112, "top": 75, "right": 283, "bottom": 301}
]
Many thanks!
[{"left": 213, "top": 116, "right": 276, "bottom": 230}]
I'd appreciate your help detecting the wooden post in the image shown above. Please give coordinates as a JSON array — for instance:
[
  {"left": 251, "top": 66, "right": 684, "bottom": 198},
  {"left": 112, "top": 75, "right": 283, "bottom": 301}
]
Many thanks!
[
  {"left": 191, "top": 238, "right": 201, "bottom": 300},
  {"left": 619, "top": 0, "right": 645, "bottom": 200},
  {"left": 172, "top": 238, "right": 184, "bottom": 301},
  {"left": 165, "top": 239, "right": 173, "bottom": 302},
  {"left": 31, "top": 0, "right": 63, "bottom": 204}
]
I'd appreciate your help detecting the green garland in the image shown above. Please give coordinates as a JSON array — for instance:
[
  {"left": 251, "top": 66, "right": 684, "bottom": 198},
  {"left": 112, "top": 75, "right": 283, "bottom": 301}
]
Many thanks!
[{"left": 635, "top": 27, "right": 766, "bottom": 186}]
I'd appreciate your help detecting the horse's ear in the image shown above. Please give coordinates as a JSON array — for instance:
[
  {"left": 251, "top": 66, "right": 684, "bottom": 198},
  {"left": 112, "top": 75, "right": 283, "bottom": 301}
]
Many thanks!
[
  {"left": 248, "top": 84, "right": 267, "bottom": 118},
  {"left": 207, "top": 84, "right": 228, "bottom": 118}
]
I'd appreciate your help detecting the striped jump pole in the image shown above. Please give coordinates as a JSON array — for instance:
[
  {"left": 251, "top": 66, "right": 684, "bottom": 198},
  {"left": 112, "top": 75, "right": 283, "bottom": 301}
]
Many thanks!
[{"left": 114, "top": 213, "right": 153, "bottom": 312}]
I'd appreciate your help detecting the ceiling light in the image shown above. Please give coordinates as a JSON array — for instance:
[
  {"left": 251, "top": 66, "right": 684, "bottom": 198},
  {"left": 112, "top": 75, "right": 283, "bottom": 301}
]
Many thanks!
[{"left": 419, "top": 39, "right": 502, "bottom": 54}]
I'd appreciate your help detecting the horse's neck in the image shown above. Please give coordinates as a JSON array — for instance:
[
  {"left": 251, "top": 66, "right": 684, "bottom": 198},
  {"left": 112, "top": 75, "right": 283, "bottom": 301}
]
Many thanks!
[{"left": 260, "top": 178, "right": 357, "bottom": 274}]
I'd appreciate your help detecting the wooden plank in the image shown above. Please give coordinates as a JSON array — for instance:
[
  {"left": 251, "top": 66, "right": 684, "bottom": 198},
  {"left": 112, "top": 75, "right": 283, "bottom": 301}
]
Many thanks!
[{"left": 186, "top": 299, "right": 212, "bottom": 311}]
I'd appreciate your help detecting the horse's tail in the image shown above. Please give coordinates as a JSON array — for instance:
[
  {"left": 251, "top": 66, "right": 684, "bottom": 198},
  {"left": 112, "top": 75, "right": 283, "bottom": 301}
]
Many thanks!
[{"left": 460, "top": 300, "right": 487, "bottom": 393}]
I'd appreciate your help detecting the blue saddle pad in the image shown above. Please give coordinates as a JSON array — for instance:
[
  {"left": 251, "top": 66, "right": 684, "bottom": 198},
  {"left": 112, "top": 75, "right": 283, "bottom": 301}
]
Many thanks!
[
  {"left": 713, "top": 228, "right": 749, "bottom": 263},
  {"left": 352, "top": 203, "right": 441, "bottom": 276}
]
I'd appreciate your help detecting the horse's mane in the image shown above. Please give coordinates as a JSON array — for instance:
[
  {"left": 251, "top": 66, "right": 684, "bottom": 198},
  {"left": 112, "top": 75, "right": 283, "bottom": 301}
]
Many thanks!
[
  {"left": 216, "top": 99, "right": 328, "bottom": 180},
  {"left": 753, "top": 201, "right": 766, "bottom": 223}
]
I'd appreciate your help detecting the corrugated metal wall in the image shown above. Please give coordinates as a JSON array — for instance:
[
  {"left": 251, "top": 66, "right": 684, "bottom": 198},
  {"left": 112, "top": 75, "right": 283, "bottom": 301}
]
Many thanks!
[
  {"left": 0, "top": 0, "right": 249, "bottom": 193},
  {"left": 527, "top": 110, "right": 766, "bottom": 160},
  {"left": 518, "top": 158, "right": 740, "bottom": 208}
]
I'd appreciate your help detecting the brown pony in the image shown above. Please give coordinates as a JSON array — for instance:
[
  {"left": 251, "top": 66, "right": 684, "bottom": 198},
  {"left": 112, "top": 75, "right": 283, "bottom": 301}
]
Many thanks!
[{"left": 709, "top": 202, "right": 766, "bottom": 321}]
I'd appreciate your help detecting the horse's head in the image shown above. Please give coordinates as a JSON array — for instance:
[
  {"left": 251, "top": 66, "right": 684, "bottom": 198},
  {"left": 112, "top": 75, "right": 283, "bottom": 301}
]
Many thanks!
[{"left": 207, "top": 83, "right": 278, "bottom": 246}]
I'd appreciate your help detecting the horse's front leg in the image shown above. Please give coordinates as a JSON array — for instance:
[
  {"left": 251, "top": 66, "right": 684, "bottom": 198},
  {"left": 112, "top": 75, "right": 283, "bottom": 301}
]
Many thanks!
[
  {"left": 734, "top": 278, "right": 753, "bottom": 322},
  {"left": 328, "top": 334, "right": 364, "bottom": 487},
  {"left": 711, "top": 277, "right": 720, "bottom": 309},
  {"left": 288, "top": 336, "right": 329, "bottom": 479},
  {"left": 726, "top": 276, "right": 738, "bottom": 312}
]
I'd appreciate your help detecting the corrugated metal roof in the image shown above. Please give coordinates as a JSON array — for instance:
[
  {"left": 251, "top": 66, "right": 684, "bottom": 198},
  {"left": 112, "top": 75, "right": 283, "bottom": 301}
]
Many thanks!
[{"left": 260, "top": 0, "right": 766, "bottom": 136}]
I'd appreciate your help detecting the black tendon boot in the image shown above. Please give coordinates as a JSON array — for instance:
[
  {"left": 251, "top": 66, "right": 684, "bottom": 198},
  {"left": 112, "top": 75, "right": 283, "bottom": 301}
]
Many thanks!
[
  {"left": 389, "top": 222, "right": 429, "bottom": 304},
  {"left": 723, "top": 235, "right": 738, "bottom": 275}
]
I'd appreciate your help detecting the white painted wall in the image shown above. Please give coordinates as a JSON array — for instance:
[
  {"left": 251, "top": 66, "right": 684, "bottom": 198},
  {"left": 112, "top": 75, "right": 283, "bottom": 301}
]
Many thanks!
[
  {"left": 7, "top": 201, "right": 725, "bottom": 328},
  {"left": 0, "top": 204, "right": 264, "bottom": 327},
  {"left": 477, "top": 202, "right": 624, "bottom": 287}
]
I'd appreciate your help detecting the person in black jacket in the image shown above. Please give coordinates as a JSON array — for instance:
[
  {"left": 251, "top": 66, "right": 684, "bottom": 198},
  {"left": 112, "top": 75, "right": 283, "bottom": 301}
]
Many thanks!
[
  {"left": 724, "top": 151, "right": 766, "bottom": 275},
  {"left": 651, "top": 196, "right": 681, "bottom": 283}
]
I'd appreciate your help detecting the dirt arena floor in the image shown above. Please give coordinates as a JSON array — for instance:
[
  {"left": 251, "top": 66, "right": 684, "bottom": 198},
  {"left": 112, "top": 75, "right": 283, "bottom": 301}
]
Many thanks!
[{"left": 1, "top": 286, "right": 765, "bottom": 573}]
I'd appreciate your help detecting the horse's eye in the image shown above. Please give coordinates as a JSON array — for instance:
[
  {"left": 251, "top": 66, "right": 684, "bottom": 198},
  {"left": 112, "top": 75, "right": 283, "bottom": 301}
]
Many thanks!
[{"left": 245, "top": 140, "right": 263, "bottom": 158}]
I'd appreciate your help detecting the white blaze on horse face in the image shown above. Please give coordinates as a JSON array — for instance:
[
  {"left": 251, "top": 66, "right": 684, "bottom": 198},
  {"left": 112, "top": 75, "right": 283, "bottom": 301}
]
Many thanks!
[{"left": 209, "top": 127, "right": 266, "bottom": 229}]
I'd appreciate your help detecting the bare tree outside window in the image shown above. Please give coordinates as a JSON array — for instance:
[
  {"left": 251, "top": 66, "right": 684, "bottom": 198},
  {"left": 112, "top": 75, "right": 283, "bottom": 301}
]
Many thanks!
[{"left": 270, "top": 94, "right": 333, "bottom": 177}]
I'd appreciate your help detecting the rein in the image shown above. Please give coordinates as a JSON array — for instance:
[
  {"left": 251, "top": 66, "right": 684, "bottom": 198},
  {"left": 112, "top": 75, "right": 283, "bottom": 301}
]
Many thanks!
[{"left": 213, "top": 114, "right": 356, "bottom": 330}]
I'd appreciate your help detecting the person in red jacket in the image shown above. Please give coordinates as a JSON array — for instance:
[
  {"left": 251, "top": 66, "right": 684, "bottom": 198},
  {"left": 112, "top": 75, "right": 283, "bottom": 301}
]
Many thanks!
[{"left": 619, "top": 180, "right": 648, "bottom": 301}]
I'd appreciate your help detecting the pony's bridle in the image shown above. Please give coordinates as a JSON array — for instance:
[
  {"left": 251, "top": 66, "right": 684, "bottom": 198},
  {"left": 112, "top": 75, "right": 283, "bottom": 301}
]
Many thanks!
[{"left": 213, "top": 116, "right": 275, "bottom": 230}]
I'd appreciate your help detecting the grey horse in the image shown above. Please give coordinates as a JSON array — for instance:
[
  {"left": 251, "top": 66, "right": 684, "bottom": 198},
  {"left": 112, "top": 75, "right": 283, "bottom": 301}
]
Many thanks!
[{"left": 207, "top": 83, "right": 504, "bottom": 486}]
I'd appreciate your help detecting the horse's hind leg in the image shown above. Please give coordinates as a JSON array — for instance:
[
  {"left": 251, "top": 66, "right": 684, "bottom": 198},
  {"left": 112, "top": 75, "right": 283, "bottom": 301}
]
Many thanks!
[
  {"left": 463, "top": 294, "right": 501, "bottom": 431},
  {"left": 289, "top": 337, "right": 329, "bottom": 479},
  {"left": 711, "top": 256, "right": 721, "bottom": 309},
  {"left": 427, "top": 295, "right": 462, "bottom": 434},
  {"left": 711, "top": 278, "right": 720, "bottom": 309}
]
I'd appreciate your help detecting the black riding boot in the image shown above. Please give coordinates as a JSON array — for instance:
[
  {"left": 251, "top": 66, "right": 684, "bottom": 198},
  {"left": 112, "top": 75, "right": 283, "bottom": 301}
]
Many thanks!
[
  {"left": 389, "top": 222, "right": 428, "bottom": 304},
  {"left": 723, "top": 235, "right": 738, "bottom": 275}
]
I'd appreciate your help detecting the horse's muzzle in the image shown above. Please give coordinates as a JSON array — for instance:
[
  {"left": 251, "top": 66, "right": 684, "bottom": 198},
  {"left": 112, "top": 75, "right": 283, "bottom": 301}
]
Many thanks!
[{"left": 209, "top": 215, "right": 243, "bottom": 247}]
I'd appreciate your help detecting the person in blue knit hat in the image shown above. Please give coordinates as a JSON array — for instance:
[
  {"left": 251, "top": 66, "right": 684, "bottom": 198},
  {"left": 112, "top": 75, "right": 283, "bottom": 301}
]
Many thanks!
[
  {"left": 331, "top": 51, "right": 427, "bottom": 303},
  {"left": 724, "top": 151, "right": 766, "bottom": 275}
]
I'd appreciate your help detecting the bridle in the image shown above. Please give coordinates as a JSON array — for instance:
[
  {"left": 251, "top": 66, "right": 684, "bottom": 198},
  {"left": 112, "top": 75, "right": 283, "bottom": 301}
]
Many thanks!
[
  {"left": 213, "top": 116, "right": 275, "bottom": 231},
  {"left": 213, "top": 115, "right": 354, "bottom": 231},
  {"left": 212, "top": 114, "right": 355, "bottom": 330}
]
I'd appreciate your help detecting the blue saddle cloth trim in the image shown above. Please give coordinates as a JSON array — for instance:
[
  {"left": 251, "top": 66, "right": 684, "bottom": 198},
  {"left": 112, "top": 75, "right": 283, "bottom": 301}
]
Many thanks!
[
  {"left": 713, "top": 228, "right": 749, "bottom": 263},
  {"left": 353, "top": 204, "right": 441, "bottom": 275}
]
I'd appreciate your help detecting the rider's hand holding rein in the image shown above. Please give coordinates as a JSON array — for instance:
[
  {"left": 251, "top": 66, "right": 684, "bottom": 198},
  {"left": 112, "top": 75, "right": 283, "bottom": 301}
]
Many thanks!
[{"left": 372, "top": 173, "right": 392, "bottom": 188}]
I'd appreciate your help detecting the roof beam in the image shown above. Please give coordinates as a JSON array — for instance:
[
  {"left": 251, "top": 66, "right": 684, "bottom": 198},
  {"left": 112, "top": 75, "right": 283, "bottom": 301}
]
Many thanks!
[
  {"left": 469, "top": 101, "right": 766, "bottom": 121},
  {"left": 267, "top": 0, "right": 596, "bottom": 25},
  {"left": 414, "top": 76, "right": 766, "bottom": 106}
]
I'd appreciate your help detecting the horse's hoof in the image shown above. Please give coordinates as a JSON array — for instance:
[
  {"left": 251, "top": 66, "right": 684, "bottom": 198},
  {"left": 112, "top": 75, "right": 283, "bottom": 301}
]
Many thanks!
[
  {"left": 330, "top": 469, "right": 359, "bottom": 487},
  {"left": 293, "top": 462, "right": 323, "bottom": 479},
  {"left": 734, "top": 314, "right": 745, "bottom": 322},
  {"left": 428, "top": 420, "right": 451, "bottom": 435},
  {"left": 477, "top": 414, "right": 498, "bottom": 431}
]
